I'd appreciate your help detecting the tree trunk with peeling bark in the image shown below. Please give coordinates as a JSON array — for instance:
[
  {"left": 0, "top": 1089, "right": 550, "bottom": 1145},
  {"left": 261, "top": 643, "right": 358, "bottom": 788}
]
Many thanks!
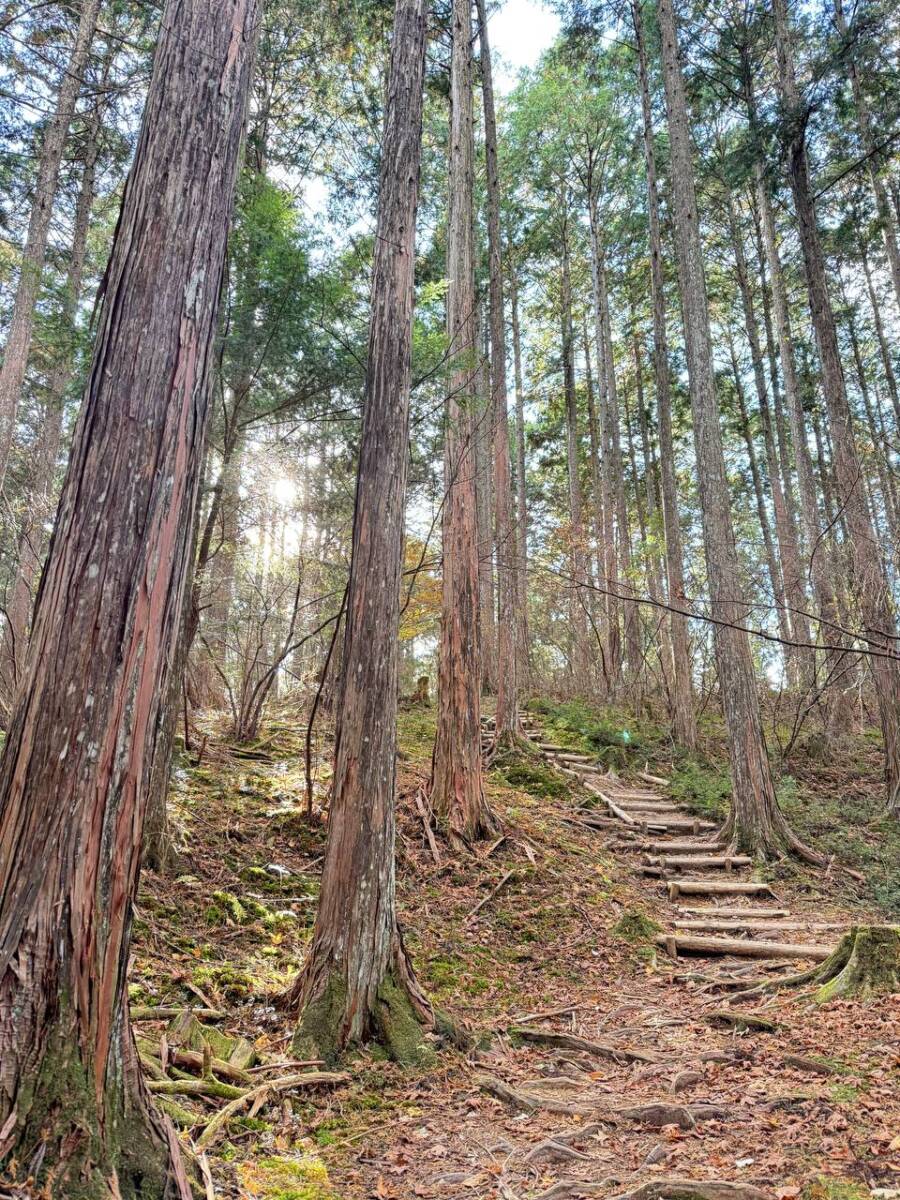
[
  {"left": 633, "top": 0, "right": 696, "bottom": 749},
  {"left": 284, "top": 0, "right": 433, "bottom": 1063},
  {"left": 0, "top": 1, "right": 259, "bottom": 1192},
  {"left": 561, "top": 209, "right": 592, "bottom": 695},
  {"left": 431, "top": 0, "right": 496, "bottom": 843},
  {"left": 509, "top": 268, "right": 531, "bottom": 691},
  {"left": 476, "top": 0, "right": 518, "bottom": 741},
  {"left": 656, "top": 0, "right": 807, "bottom": 857},
  {"left": 772, "top": 0, "right": 900, "bottom": 815}
]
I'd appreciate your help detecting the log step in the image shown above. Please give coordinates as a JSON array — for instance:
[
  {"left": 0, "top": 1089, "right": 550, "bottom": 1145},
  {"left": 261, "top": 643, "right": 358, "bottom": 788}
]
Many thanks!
[
  {"left": 656, "top": 933, "right": 832, "bottom": 962},
  {"left": 638, "top": 769, "right": 670, "bottom": 787},
  {"left": 642, "top": 841, "right": 727, "bottom": 854},
  {"left": 647, "top": 855, "right": 753, "bottom": 871},
  {"left": 674, "top": 919, "right": 845, "bottom": 934},
  {"left": 676, "top": 906, "right": 790, "bottom": 919},
  {"left": 667, "top": 880, "right": 775, "bottom": 899},
  {"left": 635, "top": 819, "right": 718, "bottom": 833}
]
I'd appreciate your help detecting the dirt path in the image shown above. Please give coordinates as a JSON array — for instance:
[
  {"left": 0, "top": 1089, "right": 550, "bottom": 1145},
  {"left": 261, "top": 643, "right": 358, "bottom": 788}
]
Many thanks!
[{"left": 132, "top": 711, "right": 900, "bottom": 1200}]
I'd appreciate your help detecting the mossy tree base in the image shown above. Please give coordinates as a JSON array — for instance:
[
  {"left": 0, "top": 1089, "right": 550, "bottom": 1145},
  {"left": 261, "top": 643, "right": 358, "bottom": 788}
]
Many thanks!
[
  {"left": 290, "top": 935, "right": 438, "bottom": 1068},
  {"left": 1, "top": 1028, "right": 190, "bottom": 1200},
  {"left": 739, "top": 925, "right": 900, "bottom": 1004},
  {"left": 807, "top": 925, "right": 900, "bottom": 1003}
]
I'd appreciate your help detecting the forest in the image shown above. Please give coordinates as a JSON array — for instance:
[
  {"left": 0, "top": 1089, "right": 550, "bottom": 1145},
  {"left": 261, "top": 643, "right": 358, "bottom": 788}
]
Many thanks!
[{"left": 0, "top": 0, "right": 898, "bottom": 1196}]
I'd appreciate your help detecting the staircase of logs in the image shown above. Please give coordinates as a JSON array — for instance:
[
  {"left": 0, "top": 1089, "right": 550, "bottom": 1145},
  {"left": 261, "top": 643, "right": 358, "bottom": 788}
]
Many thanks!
[{"left": 484, "top": 711, "right": 843, "bottom": 976}]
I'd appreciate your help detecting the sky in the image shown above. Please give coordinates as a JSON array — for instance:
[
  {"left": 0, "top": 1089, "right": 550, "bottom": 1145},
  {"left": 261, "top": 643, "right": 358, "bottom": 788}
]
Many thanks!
[{"left": 489, "top": 0, "right": 561, "bottom": 92}]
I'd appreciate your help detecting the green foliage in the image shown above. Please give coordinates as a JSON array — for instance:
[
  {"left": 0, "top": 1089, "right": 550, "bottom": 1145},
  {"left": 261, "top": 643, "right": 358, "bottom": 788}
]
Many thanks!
[{"left": 668, "top": 759, "right": 732, "bottom": 820}]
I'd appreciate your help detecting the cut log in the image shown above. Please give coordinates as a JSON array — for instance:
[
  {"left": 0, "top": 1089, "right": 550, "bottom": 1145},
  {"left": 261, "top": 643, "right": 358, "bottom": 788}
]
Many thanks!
[
  {"left": 656, "top": 934, "right": 832, "bottom": 961},
  {"left": 642, "top": 841, "right": 727, "bottom": 854},
  {"left": 675, "top": 920, "right": 843, "bottom": 934},
  {"left": 637, "top": 818, "right": 718, "bottom": 833},
  {"left": 616, "top": 801, "right": 682, "bottom": 814},
  {"left": 638, "top": 769, "right": 671, "bottom": 787},
  {"left": 648, "top": 855, "right": 752, "bottom": 871},
  {"left": 667, "top": 880, "right": 775, "bottom": 900},
  {"left": 675, "top": 906, "right": 790, "bottom": 919}
]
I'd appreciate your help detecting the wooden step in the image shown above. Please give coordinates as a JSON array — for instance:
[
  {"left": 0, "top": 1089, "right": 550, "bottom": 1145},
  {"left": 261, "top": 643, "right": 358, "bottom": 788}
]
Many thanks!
[
  {"left": 676, "top": 906, "right": 790, "bottom": 919},
  {"left": 647, "top": 854, "right": 752, "bottom": 871},
  {"left": 642, "top": 841, "right": 727, "bottom": 854},
  {"left": 656, "top": 933, "right": 832, "bottom": 962},
  {"left": 674, "top": 919, "right": 845, "bottom": 934},
  {"left": 667, "top": 880, "right": 775, "bottom": 899},
  {"left": 615, "top": 802, "right": 683, "bottom": 814}
]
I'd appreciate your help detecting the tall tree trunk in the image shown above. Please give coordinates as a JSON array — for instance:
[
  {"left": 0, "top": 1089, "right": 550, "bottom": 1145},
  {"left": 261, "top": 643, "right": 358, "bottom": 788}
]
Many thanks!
[
  {"left": 476, "top": 0, "right": 518, "bottom": 740},
  {"left": 772, "top": 0, "right": 900, "bottom": 813},
  {"left": 0, "top": 0, "right": 102, "bottom": 494},
  {"left": 744, "top": 58, "right": 853, "bottom": 727},
  {"left": 833, "top": 0, "right": 900, "bottom": 315},
  {"left": 509, "top": 266, "right": 531, "bottom": 690},
  {"left": 285, "top": 0, "right": 432, "bottom": 1062},
  {"left": 0, "top": 83, "right": 104, "bottom": 716},
  {"left": 656, "top": 0, "right": 808, "bottom": 857},
  {"left": 632, "top": 0, "right": 696, "bottom": 748},
  {"left": 587, "top": 196, "right": 622, "bottom": 690},
  {"left": 596, "top": 236, "right": 640, "bottom": 685},
  {"left": 0, "top": 0, "right": 258, "bottom": 1191},
  {"left": 725, "top": 192, "right": 812, "bottom": 686},
  {"left": 861, "top": 247, "right": 900, "bottom": 430},
  {"left": 561, "top": 210, "right": 592, "bottom": 694},
  {"left": 431, "top": 0, "right": 495, "bottom": 842},
  {"left": 474, "top": 304, "right": 498, "bottom": 694},
  {"left": 729, "top": 337, "right": 793, "bottom": 664}
]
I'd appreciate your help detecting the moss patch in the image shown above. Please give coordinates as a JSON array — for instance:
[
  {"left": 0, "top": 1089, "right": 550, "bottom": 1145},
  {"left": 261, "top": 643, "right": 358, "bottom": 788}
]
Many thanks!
[{"left": 238, "top": 1153, "right": 338, "bottom": 1199}]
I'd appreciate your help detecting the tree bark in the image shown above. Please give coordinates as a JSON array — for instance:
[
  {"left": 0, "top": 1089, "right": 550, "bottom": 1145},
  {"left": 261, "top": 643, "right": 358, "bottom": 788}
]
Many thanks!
[
  {"left": 474, "top": 302, "right": 498, "bottom": 694},
  {"left": 772, "top": 0, "right": 900, "bottom": 813},
  {"left": 285, "top": 0, "right": 431, "bottom": 1063},
  {"left": 509, "top": 266, "right": 531, "bottom": 690},
  {"left": 656, "top": 0, "right": 803, "bottom": 856},
  {"left": 0, "top": 0, "right": 102, "bottom": 494},
  {"left": 476, "top": 0, "right": 518, "bottom": 741},
  {"left": 561, "top": 206, "right": 592, "bottom": 695},
  {"left": 633, "top": 0, "right": 696, "bottom": 748},
  {"left": 725, "top": 191, "right": 812, "bottom": 686},
  {"left": 0, "top": 0, "right": 258, "bottom": 1192},
  {"left": 431, "top": 0, "right": 496, "bottom": 842},
  {"left": 587, "top": 195, "right": 622, "bottom": 690}
]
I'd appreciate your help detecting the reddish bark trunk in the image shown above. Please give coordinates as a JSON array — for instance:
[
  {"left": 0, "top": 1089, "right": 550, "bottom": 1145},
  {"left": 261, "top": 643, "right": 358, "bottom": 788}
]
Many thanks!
[
  {"left": 285, "top": 0, "right": 432, "bottom": 1062},
  {"left": 0, "top": 2, "right": 258, "bottom": 1192},
  {"left": 431, "top": 0, "right": 496, "bottom": 843}
]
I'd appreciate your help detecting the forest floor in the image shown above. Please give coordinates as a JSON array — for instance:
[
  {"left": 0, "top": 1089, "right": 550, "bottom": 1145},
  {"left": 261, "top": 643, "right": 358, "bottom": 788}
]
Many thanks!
[{"left": 133, "top": 697, "right": 900, "bottom": 1200}]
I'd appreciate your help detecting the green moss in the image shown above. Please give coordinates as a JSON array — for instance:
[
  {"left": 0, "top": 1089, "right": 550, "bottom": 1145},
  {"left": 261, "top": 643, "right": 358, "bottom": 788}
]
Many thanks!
[
  {"left": 802, "top": 1180, "right": 871, "bottom": 1200},
  {"left": 238, "top": 1153, "right": 338, "bottom": 1199},
  {"left": 6, "top": 1027, "right": 176, "bottom": 1199},
  {"left": 612, "top": 908, "right": 662, "bottom": 944},
  {"left": 374, "top": 974, "right": 436, "bottom": 1067}
]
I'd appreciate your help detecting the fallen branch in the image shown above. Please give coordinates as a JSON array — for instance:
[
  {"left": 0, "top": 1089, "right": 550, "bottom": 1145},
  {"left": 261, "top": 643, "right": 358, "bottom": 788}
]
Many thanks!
[
  {"left": 467, "top": 869, "right": 515, "bottom": 922},
  {"left": 195, "top": 1071, "right": 349, "bottom": 1150},
  {"left": 475, "top": 1073, "right": 596, "bottom": 1116}
]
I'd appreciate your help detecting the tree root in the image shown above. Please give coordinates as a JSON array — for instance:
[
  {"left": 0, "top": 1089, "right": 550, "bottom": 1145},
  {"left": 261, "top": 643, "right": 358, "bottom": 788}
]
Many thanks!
[
  {"left": 728, "top": 925, "right": 900, "bottom": 1003},
  {"left": 608, "top": 1181, "right": 769, "bottom": 1200},
  {"left": 510, "top": 1027, "right": 662, "bottom": 1064}
]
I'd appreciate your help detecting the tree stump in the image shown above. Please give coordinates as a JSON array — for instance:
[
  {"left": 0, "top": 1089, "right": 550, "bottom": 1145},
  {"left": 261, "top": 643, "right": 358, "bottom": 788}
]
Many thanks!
[{"left": 411, "top": 675, "right": 430, "bottom": 706}]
